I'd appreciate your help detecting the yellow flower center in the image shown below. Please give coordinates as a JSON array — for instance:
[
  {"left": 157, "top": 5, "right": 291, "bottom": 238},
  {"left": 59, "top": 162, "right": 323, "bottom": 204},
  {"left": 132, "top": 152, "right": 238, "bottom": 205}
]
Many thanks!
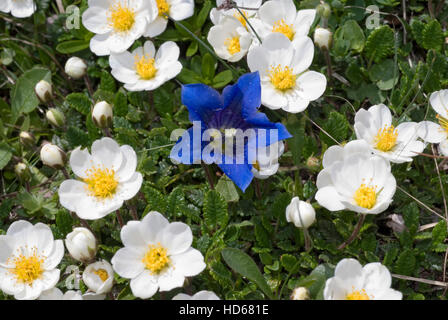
[
  {"left": 108, "top": 3, "right": 136, "bottom": 32},
  {"left": 142, "top": 243, "right": 170, "bottom": 274},
  {"left": 225, "top": 36, "right": 241, "bottom": 55},
  {"left": 375, "top": 125, "right": 398, "bottom": 152},
  {"left": 84, "top": 166, "right": 119, "bottom": 199},
  {"left": 272, "top": 19, "right": 295, "bottom": 40},
  {"left": 157, "top": 0, "right": 170, "bottom": 17},
  {"left": 233, "top": 10, "right": 249, "bottom": 28},
  {"left": 9, "top": 249, "right": 44, "bottom": 285},
  {"left": 437, "top": 114, "right": 448, "bottom": 133},
  {"left": 252, "top": 161, "right": 260, "bottom": 171},
  {"left": 354, "top": 183, "right": 377, "bottom": 209},
  {"left": 268, "top": 65, "right": 296, "bottom": 91},
  {"left": 346, "top": 289, "right": 371, "bottom": 300},
  {"left": 93, "top": 268, "right": 109, "bottom": 282},
  {"left": 134, "top": 54, "right": 157, "bottom": 80}
]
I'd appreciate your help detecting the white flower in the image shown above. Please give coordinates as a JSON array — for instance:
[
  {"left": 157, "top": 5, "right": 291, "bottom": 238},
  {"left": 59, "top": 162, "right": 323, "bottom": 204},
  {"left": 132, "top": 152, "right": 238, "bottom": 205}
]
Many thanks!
[
  {"left": 0, "top": 220, "right": 64, "bottom": 300},
  {"left": 290, "top": 287, "right": 309, "bottom": 300},
  {"left": 324, "top": 258, "right": 402, "bottom": 300},
  {"left": 65, "top": 227, "right": 97, "bottom": 263},
  {"left": 315, "top": 140, "right": 396, "bottom": 214},
  {"left": 250, "top": 0, "right": 316, "bottom": 42},
  {"left": 58, "top": 137, "right": 143, "bottom": 220},
  {"left": 82, "top": 0, "right": 158, "bottom": 56},
  {"left": 92, "top": 101, "right": 113, "bottom": 129},
  {"left": 313, "top": 27, "right": 332, "bottom": 50},
  {"left": 46, "top": 108, "right": 66, "bottom": 128},
  {"left": 82, "top": 260, "right": 114, "bottom": 294},
  {"left": 0, "top": 0, "right": 36, "bottom": 18},
  {"left": 144, "top": 0, "right": 194, "bottom": 37},
  {"left": 286, "top": 196, "right": 316, "bottom": 229},
  {"left": 65, "top": 57, "right": 87, "bottom": 79},
  {"left": 111, "top": 211, "right": 206, "bottom": 299},
  {"left": 38, "top": 287, "right": 106, "bottom": 300},
  {"left": 34, "top": 80, "right": 53, "bottom": 104},
  {"left": 40, "top": 143, "right": 67, "bottom": 169},
  {"left": 207, "top": 17, "right": 252, "bottom": 62},
  {"left": 252, "top": 141, "right": 284, "bottom": 179},
  {"left": 417, "top": 89, "right": 448, "bottom": 156},
  {"left": 247, "top": 33, "right": 327, "bottom": 113},
  {"left": 172, "top": 290, "right": 220, "bottom": 300},
  {"left": 210, "top": 0, "right": 262, "bottom": 26},
  {"left": 354, "top": 104, "right": 425, "bottom": 163},
  {"left": 109, "top": 40, "right": 182, "bottom": 91}
]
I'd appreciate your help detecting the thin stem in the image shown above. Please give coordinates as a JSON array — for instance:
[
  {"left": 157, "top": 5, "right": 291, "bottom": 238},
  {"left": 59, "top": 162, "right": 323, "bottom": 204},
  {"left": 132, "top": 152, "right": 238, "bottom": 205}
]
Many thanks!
[
  {"left": 62, "top": 168, "right": 70, "bottom": 179},
  {"left": 84, "top": 75, "right": 94, "bottom": 97},
  {"left": 103, "top": 127, "right": 112, "bottom": 137},
  {"left": 129, "top": 203, "right": 139, "bottom": 220},
  {"left": 201, "top": 163, "right": 215, "bottom": 190},
  {"left": 303, "top": 227, "right": 312, "bottom": 252},
  {"left": 116, "top": 210, "right": 124, "bottom": 228},
  {"left": 338, "top": 214, "right": 366, "bottom": 250},
  {"left": 254, "top": 179, "right": 261, "bottom": 199},
  {"left": 323, "top": 48, "right": 333, "bottom": 80},
  {"left": 234, "top": 6, "right": 262, "bottom": 43}
]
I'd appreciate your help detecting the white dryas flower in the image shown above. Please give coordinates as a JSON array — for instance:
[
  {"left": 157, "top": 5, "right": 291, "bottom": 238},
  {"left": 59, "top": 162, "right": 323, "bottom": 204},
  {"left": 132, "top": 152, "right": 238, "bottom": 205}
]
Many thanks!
[
  {"left": 172, "top": 290, "right": 220, "bottom": 300},
  {"left": 65, "top": 57, "right": 87, "bottom": 79},
  {"left": 82, "top": 0, "right": 158, "bottom": 56},
  {"left": 210, "top": 0, "right": 262, "bottom": 26},
  {"left": 314, "top": 27, "right": 332, "bottom": 50},
  {"left": 109, "top": 40, "right": 182, "bottom": 91},
  {"left": 65, "top": 227, "right": 97, "bottom": 263},
  {"left": 315, "top": 140, "right": 396, "bottom": 214},
  {"left": 290, "top": 287, "right": 310, "bottom": 300},
  {"left": 58, "top": 137, "right": 143, "bottom": 220},
  {"left": 0, "top": 220, "right": 64, "bottom": 300},
  {"left": 92, "top": 101, "right": 113, "bottom": 129},
  {"left": 247, "top": 33, "right": 326, "bottom": 113},
  {"left": 354, "top": 104, "right": 425, "bottom": 163},
  {"left": 250, "top": 0, "right": 315, "bottom": 42},
  {"left": 34, "top": 80, "right": 53, "bottom": 104},
  {"left": 418, "top": 89, "right": 448, "bottom": 156},
  {"left": 111, "top": 211, "right": 206, "bottom": 299},
  {"left": 82, "top": 260, "right": 114, "bottom": 294},
  {"left": 0, "top": 0, "right": 36, "bottom": 18},
  {"left": 207, "top": 17, "right": 252, "bottom": 62},
  {"left": 285, "top": 196, "right": 316, "bottom": 229},
  {"left": 251, "top": 141, "right": 284, "bottom": 179},
  {"left": 324, "top": 258, "right": 402, "bottom": 300},
  {"left": 144, "top": 0, "right": 194, "bottom": 37},
  {"left": 38, "top": 287, "right": 105, "bottom": 300},
  {"left": 40, "top": 143, "right": 67, "bottom": 169}
]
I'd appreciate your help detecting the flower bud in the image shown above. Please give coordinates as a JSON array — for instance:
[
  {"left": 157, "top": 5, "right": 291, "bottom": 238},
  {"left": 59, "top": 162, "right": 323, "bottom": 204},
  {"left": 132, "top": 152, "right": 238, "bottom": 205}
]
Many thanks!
[
  {"left": 65, "top": 57, "right": 87, "bottom": 79},
  {"left": 65, "top": 227, "right": 97, "bottom": 262},
  {"left": 314, "top": 27, "right": 333, "bottom": 50},
  {"left": 306, "top": 155, "right": 320, "bottom": 171},
  {"left": 286, "top": 197, "right": 316, "bottom": 229},
  {"left": 291, "top": 287, "right": 310, "bottom": 300},
  {"left": 316, "top": 3, "right": 331, "bottom": 19},
  {"left": 40, "top": 143, "right": 67, "bottom": 169},
  {"left": 92, "top": 101, "right": 113, "bottom": 129},
  {"left": 19, "top": 131, "right": 36, "bottom": 149},
  {"left": 35, "top": 80, "right": 53, "bottom": 104},
  {"left": 14, "top": 162, "right": 31, "bottom": 181},
  {"left": 46, "top": 108, "right": 65, "bottom": 128},
  {"left": 82, "top": 260, "right": 114, "bottom": 294}
]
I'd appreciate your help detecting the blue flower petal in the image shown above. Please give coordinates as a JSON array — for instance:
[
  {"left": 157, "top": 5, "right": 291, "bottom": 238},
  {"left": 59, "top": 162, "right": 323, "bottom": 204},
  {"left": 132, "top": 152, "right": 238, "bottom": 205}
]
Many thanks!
[
  {"left": 218, "top": 163, "right": 253, "bottom": 192},
  {"left": 169, "top": 126, "right": 206, "bottom": 165},
  {"left": 181, "top": 84, "right": 224, "bottom": 124}
]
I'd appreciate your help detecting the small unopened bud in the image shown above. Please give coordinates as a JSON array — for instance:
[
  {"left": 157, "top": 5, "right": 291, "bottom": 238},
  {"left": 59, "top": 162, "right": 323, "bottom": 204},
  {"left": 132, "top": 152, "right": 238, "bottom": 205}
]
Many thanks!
[
  {"left": 19, "top": 131, "right": 36, "bottom": 149},
  {"left": 82, "top": 260, "right": 114, "bottom": 294},
  {"left": 65, "top": 57, "right": 87, "bottom": 79},
  {"left": 314, "top": 27, "right": 333, "bottom": 50},
  {"left": 46, "top": 108, "right": 65, "bottom": 128},
  {"left": 316, "top": 3, "right": 331, "bottom": 19},
  {"left": 40, "top": 143, "right": 66, "bottom": 169},
  {"left": 65, "top": 227, "right": 97, "bottom": 263},
  {"left": 291, "top": 287, "right": 310, "bottom": 300},
  {"left": 306, "top": 155, "right": 320, "bottom": 171},
  {"left": 92, "top": 101, "right": 113, "bottom": 129},
  {"left": 35, "top": 80, "right": 53, "bottom": 104},
  {"left": 286, "top": 197, "right": 316, "bottom": 229},
  {"left": 14, "top": 162, "right": 31, "bottom": 181}
]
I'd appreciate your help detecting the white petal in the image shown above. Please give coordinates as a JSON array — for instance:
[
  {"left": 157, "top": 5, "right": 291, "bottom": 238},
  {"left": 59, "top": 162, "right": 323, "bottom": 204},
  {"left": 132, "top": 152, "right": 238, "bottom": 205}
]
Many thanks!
[
  {"left": 161, "top": 222, "right": 193, "bottom": 255},
  {"left": 170, "top": 248, "right": 206, "bottom": 277},
  {"left": 111, "top": 247, "right": 145, "bottom": 279},
  {"left": 335, "top": 258, "right": 363, "bottom": 280},
  {"left": 315, "top": 186, "right": 345, "bottom": 211},
  {"left": 417, "top": 121, "right": 447, "bottom": 143},
  {"left": 58, "top": 180, "right": 87, "bottom": 212},
  {"left": 82, "top": 7, "right": 111, "bottom": 34},
  {"left": 69, "top": 147, "right": 94, "bottom": 179},
  {"left": 143, "top": 16, "right": 168, "bottom": 37},
  {"left": 43, "top": 240, "right": 64, "bottom": 270},
  {"left": 169, "top": 0, "right": 194, "bottom": 20},
  {"left": 116, "top": 145, "right": 138, "bottom": 182},
  {"left": 140, "top": 211, "right": 169, "bottom": 244},
  {"left": 291, "top": 36, "right": 314, "bottom": 74},
  {"left": 157, "top": 270, "right": 185, "bottom": 291},
  {"left": 293, "top": 9, "right": 316, "bottom": 36},
  {"left": 296, "top": 71, "right": 327, "bottom": 101},
  {"left": 130, "top": 270, "right": 159, "bottom": 299},
  {"left": 90, "top": 33, "right": 111, "bottom": 56},
  {"left": 120, "top": 221, "right": 146, "bottom": 248},
  {"left": 91, "top": 137, "right": 123, "bottom": 170},
  {"left": 429, "top": 89, "right": 448, "bottom": 119},
  {"left": 6, "top": 220, "right": 33, "bottom": 236},
  {"left": 117, "top": 172, "right": 143, "bottom": 200}
]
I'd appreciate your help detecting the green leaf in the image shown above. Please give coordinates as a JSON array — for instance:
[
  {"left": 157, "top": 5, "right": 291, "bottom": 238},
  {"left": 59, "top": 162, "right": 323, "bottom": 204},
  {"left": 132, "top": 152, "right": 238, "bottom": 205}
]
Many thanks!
[
  {"left": 221, "top": 248, "right": 275, "bottom": 299},
  {"left": 56, "top": 40, "right": 90, "bottom": 54},
  {"left": 215, "top": 175, "right": 240, "bottom": 202},
  {"left": 203, "top": 190, "right": 228, "bottom": 230},
  {"left": 100, "top": 70, "right": 116, "bottom": 92},
  {"left": 395, "top": 249, "right": 416, "bottom": 276},
  {"left": 432, "top": 220, "right": 447, "bottom": 245},
  {"left": 0, "top": 143, "right": 12, "bottom": 170},
  {"left": 66, "top": 126, "right": 90, "bottom": 148},
  {"left": 66, "top": 93, "right": 91, "bottom": 115},
  {"left": 364, "top": 26, "right": 395, "bottom": 63},
  {"left": 114, "top": 91, "right": 128, "bottom": 117},
  {"left": 333, "top": 20, "right": 365, "bottom": 55},
  {"left": 321, "top": 111, "right": 349, "bottom": 146},
  {"left": 202, "top": 53, "right": 216, "bottom": 80},
  {"left": 212, "top": 70, "right": 233, "bottom": 88},
  {"left": 196, "top": 0, "right": 212, "bottom": 29},
  {"left": 369, "top": 59, "right": 399, "bottom": 90},
  {"left": 280, "top": 254, "right": 299, "bottom": 273}
]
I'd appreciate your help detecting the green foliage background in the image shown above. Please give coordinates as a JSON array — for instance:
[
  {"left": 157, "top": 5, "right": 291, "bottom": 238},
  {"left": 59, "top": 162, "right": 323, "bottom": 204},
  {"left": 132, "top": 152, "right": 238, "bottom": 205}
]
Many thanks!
[{"left": 0, "top": 0, "right": 448, "bottom": 300}]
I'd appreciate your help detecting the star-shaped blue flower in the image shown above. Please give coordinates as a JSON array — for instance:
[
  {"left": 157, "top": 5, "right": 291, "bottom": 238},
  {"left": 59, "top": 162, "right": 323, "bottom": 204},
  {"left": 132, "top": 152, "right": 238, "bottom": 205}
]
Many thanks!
[{"left": 170, "top": 72, "right": 292, "bottom": 192}]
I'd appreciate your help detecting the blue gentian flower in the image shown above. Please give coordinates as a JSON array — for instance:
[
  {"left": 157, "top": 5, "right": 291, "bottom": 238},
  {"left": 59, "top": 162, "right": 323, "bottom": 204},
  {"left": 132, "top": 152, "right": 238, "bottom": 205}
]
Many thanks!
[{"left": 170, "top": 72, "right": 292, "bottom": 192}]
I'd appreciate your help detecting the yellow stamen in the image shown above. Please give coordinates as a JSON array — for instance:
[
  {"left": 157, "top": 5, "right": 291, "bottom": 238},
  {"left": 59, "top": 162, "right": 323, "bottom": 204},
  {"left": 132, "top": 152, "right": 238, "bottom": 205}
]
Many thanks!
[
  {"left": 346, "top": 288, "right": 371, "bottom": 300},
  {"left": 9, "top": 248, "right": 44, "bottom": 285},
  {"left": 268, "top": 65, "right": 296, "bottom": 91},
  {"left": 375, "top": 124, "right": 398, "bottom": 152},
  {"left": 108, "top": 3, "right": 135, "bottom": 32},
  {"left": 272, "top": 19, "right": 295, "bottom": 40},
  {"left": 253, "top": 161, "right": 260, "bottom": 171},
  {"left": 354, "top": 184, "right": 377, "bottom": 209},
  {"left": 156, "top": 0, "right": 170, "bottom": 17},
  {"left": 437, "top": 114, "right": 448, "bottom": 133},
  {"left": 233, "top": 10, "right": 249, "bottom": 28},
  {"left": 83, "top": 166, "right": 119, "bottom": 199},
  {"left": 225, "top": 37, "right": 241, "bottom": 55},
  {"left": 134, "top": 54, "right": 157, "bottom": 80},
  {"left": 93, "top": 269, "right": 109, "bottom": 282},
  {"left": 142, "top": 243, "right": 170, "bottom": 274}
]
